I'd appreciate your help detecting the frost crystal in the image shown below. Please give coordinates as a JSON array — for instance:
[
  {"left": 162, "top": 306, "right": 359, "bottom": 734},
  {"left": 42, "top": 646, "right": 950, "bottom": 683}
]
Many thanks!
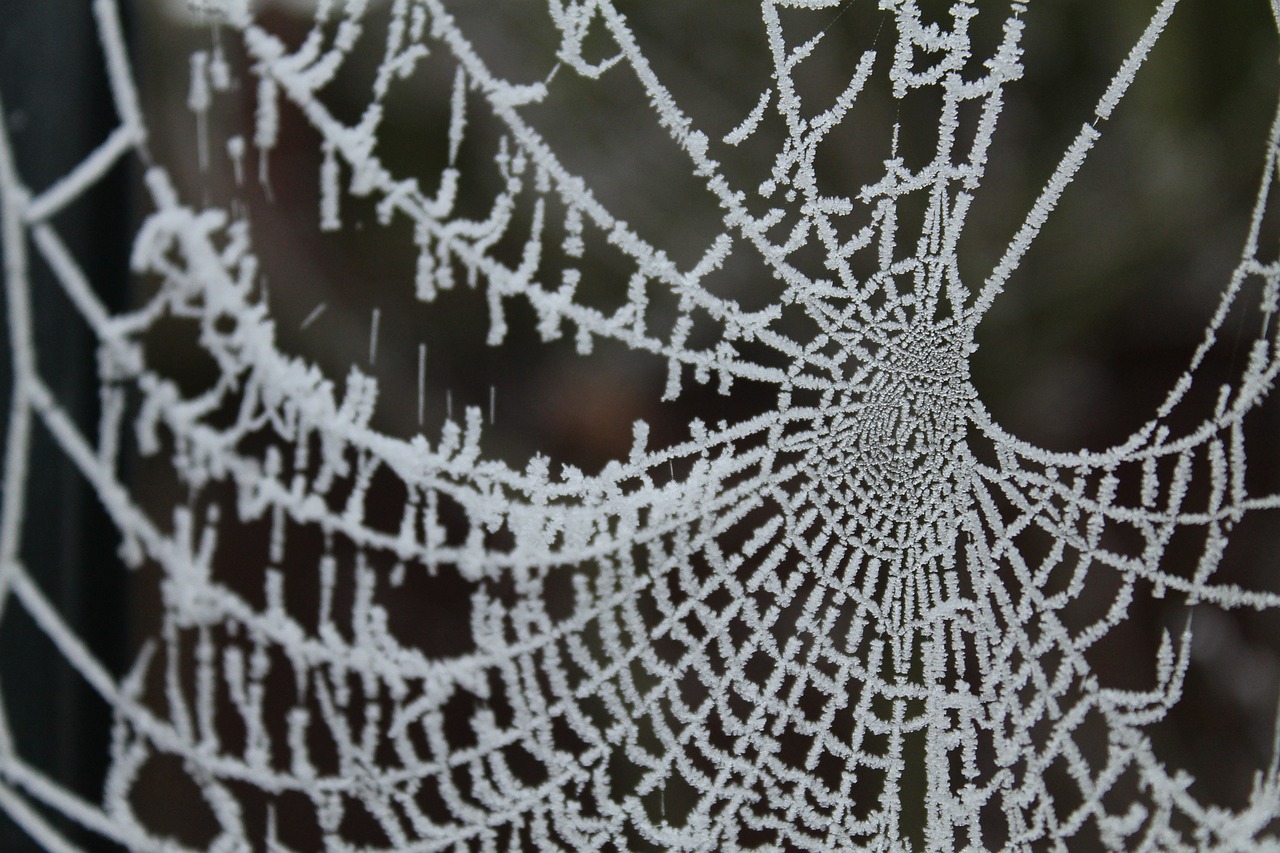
[{"left": 2, "top": 0, "right": 1280, "bottom": 850}]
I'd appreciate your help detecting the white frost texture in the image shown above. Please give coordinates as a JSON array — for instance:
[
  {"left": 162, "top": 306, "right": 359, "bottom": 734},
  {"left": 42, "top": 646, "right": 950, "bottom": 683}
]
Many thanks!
[{"left": 2, "top": 0, "right": 1280, "bottom": 850}]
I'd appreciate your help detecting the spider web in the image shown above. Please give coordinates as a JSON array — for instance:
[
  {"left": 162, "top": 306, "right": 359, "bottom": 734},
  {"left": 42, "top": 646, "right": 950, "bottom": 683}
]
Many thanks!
[{"left": 1, "top": 0, "right": 1280, "bottom": 849}]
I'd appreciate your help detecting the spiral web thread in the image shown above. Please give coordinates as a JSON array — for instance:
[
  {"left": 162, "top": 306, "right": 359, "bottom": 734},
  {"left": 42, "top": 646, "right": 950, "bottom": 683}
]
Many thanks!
[{"left": 2, "top": 0, "right": 1280, "bottom": 850}]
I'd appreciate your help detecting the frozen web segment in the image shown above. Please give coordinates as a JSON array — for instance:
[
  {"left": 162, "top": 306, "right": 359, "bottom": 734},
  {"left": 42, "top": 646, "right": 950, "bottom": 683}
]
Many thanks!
[{"left": 1, "top": 0, "right": 1280, "bottom": 850}]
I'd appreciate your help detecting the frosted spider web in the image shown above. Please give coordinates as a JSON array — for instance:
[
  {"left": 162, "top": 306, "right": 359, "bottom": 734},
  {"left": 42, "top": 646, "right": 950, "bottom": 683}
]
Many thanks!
[{"left": 2, "top": 0, "right": 1280, "bottom": 849}]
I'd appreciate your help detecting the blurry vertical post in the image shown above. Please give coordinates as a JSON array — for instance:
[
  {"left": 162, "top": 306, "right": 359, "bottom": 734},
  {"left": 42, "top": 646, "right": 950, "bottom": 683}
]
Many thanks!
[{"left": 0, "top": 0, "right": 129, "bottom": 850}]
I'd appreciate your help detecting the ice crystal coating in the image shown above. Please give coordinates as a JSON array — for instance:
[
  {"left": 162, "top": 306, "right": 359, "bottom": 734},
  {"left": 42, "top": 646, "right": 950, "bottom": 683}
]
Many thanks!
[{"left": 1, "top": 0, "right": 1280, "bottom": 850}]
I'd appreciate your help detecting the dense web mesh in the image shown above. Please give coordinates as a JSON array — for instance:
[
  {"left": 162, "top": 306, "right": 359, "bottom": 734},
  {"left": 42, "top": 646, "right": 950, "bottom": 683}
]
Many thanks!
[{"left": 2, "top": 0, "right": 1280, "bottom": 849}]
